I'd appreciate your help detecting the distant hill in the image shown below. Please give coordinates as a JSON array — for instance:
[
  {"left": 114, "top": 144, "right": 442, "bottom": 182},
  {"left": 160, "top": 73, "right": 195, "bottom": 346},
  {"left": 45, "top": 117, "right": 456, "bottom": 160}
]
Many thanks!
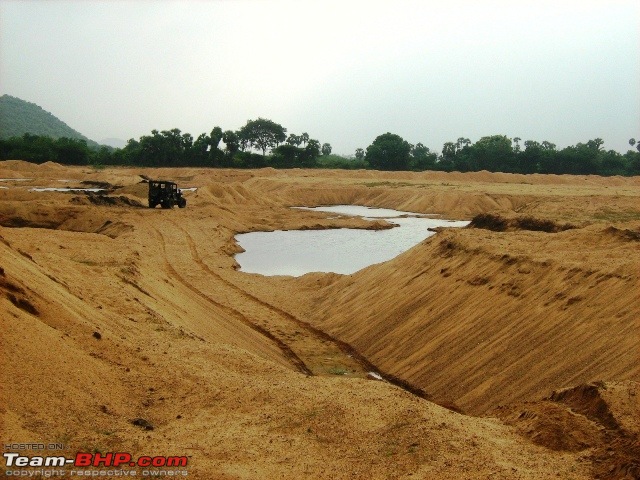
[
  {"left": 0, "top": 94, "right": 100, "bottom": 149},
  {"left": 100, "top": 137, "right": 127, "bottom": 148}
]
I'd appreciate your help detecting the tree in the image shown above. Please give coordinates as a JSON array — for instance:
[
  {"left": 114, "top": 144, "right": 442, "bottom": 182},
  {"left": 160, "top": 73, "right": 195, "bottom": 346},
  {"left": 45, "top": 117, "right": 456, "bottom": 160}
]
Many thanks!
[
  {"left": 209, "top": 127, "right": 223, "bottom": 150},
  {"left": 624, "top": 149, "right": 640, "bottom": 174},
  {"left": 365, "top": 133, "right": 412, "bottom": 171},
  {"left": 300, "top": 132, "right": 309, "bottom": 146},
  {"left": 300, "top": 139, "right": 321, "bottom": 168},
  {"left": 439, "top": 142, "right": 457, "bottom": 170},
  {"left": 629, "top": 138, "right": 639, "bottom": 152},
  {"left": 536, "top": 141, "right": 559, "bottom": 174},
  {"left": 355, "top": 148, "right": 365, "bottom": 161},
  {"left": 287, "top": 134, "right": 302, "bottom": 146},
  {"left": 409, "top": 142, "right": 437, "bottom": 171},
  {"left": 553, "top": 141, "right": 600, "bottom": 175},
  {"left": 456, "top": 137, "right": 471, "bottom": 152},
  {"left": 321, "top": 143, "right": 332, "bottom": 156},
  {"left": 305, "top": 139, "right": 321, "bottom": 156},
  {"left": 207, "top": 126, "right": 224, "bottom": 165},
  {"left": 519, "top": 140, "right": 541, "bottom": 174},
  {"left": 513, "top": 137, "right": 522, "bottom": 153},
  {"left": 586, "top": 138, "right": 604, "bottom": 152},
  {"left": 222, "top": 130, "right": 239, "bottom": 158},
  {"left": 54, "top": 137, "right": 90, "bottom": 165},
  {"left": 238, "top": 118, "right": 287, "bottom": 157},
  {"left": 600, "top": 150, "right": 627, "bottom": 176},
  {"left": 471, "top": 135, "right": 515, "bottom": 172},
  {"left": 450, "top": 138, "right": 474, "bottom": 171},
  {"left": 192, "top": 133, "right": 210, "bottom": 166},
  {"left": 271, "top": 143, "right": 302, "bottom": 168}
]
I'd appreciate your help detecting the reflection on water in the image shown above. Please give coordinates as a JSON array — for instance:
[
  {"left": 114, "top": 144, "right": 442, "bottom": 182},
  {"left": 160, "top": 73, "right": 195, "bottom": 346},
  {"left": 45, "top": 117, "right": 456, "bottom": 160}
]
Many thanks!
[{"left": 235, "top": 205, "right": 468, "bottom": 277}]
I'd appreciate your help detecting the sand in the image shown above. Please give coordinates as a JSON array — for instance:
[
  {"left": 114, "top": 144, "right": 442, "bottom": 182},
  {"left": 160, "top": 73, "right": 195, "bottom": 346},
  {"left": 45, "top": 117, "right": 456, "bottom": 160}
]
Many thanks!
[{"left": 1, "top": 161, "right": 638, "bottom": 479}]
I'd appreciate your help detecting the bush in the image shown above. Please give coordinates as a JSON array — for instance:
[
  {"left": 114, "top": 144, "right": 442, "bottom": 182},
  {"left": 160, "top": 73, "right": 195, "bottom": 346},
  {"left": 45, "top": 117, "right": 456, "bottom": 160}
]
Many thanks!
[{"left": 468, "top": 213, "right": 509, "bottom": 231}]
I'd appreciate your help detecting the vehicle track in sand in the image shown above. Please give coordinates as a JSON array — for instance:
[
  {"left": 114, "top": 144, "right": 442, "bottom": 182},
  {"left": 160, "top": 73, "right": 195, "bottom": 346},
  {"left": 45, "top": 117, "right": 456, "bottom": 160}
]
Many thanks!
[
  {"left": 151, "top": 224, "right": 313, "bottom": 375},
  {"left": 144, "top": 214, "right": 442, "bottom": 403},
  {"left": 162, "top": 219, "right": 370, "bottom": 378},
  {"left": 169, "top": 220, "right": 444, "bottom": 404}
]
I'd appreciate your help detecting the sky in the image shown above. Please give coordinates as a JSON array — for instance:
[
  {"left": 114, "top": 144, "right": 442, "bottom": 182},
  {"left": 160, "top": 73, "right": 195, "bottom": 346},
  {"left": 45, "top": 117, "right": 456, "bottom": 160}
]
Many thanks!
[{"left": 1, "top": 0, "right": 639, "bottom": 155}]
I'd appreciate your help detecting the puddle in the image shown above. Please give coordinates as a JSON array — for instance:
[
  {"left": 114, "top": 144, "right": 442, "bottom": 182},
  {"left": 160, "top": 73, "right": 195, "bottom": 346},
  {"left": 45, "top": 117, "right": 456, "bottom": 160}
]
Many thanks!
[
  {"left": 293, "top": 205, "right": 439, "bottom": 218},
  {"left": 235, "top": 205, "right": 468, "bottom": 276},
  {"left": 29, "top": 187, "right": 106, "bottom": 193}
]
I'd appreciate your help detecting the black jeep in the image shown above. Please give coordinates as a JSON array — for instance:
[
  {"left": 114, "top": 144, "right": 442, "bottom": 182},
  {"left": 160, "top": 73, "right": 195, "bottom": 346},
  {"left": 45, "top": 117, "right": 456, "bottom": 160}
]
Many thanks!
[{"left": 148, "top": 180, "right": 186, "bottom": 209}]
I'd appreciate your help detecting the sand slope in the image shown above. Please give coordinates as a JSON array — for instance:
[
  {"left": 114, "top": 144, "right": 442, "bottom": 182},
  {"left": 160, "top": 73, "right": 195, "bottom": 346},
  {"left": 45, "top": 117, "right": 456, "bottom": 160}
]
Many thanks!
[{"left": 302, "top": 224, "right": 640, "bottom": 414}]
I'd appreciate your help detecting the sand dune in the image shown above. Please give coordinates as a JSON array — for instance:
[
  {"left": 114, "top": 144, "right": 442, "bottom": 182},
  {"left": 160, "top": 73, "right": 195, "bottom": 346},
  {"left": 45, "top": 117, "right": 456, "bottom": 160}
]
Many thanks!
[{"left": 1, "top": 162, "right": 638, "bottom": 479}]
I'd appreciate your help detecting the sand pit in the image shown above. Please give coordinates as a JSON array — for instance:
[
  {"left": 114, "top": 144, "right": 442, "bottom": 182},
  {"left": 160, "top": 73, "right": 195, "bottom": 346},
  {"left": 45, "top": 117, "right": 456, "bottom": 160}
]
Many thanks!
[{"left": 1, "top": 161, "right": 638, "bottom": 479}]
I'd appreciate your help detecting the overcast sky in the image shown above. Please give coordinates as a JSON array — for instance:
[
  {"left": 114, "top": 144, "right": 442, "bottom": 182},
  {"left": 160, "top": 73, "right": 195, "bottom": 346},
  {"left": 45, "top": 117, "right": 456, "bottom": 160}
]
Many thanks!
[{"left": 1, "top": 0, "right": 639, "bottom": 154}]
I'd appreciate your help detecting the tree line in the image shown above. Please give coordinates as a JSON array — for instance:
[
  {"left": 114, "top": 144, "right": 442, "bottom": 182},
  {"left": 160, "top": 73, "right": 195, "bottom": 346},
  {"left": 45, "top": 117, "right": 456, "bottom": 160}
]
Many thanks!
[
  {"left": 0, "top": 118, "right": 638, "bottom": 176},
  {"left": 362, "top": 133, "right": 640, "bottom": 176}
]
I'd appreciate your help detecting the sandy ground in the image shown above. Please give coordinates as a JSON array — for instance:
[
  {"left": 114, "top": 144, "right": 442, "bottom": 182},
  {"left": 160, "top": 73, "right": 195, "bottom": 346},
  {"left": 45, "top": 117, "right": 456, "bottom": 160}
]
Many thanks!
[{"left": 1, "top": 160, "right": 639, "bottom": 479}]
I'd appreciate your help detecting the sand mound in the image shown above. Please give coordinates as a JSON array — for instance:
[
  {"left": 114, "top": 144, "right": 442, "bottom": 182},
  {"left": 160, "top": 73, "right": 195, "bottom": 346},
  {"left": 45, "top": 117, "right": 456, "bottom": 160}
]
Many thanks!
[
  {"left": 193, "top": 182, "right": 277, "bottom": 208},
  {"left": 39, "top": 160, "right": 65, "bottom": 169},
  {"left": 114, "top": 181, "right": 149, "bottom": 199},
  {"left": 603, "top": 225, "right": 640, "bottom": 242},
  {"left": 0, "top": 202, "right": 135, "bottom": 238},
  {"left": 70, "top": 193, "right": 144, "bottom": 208},
  {"left": 549, "top": 383, "right": 620, "bottom": 430},
  {"left": 0, "top": 159, "right": 43, "bottom": 171},
  {"left": 494, "top": 381, "right": 640, "bottom": 479},
  {"left": 469, "top": 213, "right": 577, "bottom": 232}
]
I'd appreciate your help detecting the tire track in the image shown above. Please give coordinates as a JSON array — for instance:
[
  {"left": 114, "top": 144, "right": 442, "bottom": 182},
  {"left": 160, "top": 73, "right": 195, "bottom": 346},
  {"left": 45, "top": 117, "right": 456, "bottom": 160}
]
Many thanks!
[
  {"left": 163, "top": 220, "right": 453, "bottom": 405},
  {"left": 151, "top": 226, "right": 313, "bottom": 376},
  {"left": 177, "top": 223, "right": 436, "bottom": 399}
]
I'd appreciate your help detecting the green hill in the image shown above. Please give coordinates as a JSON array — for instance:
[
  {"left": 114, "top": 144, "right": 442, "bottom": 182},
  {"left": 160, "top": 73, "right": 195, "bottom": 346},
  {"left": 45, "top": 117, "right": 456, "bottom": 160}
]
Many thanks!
[{"left": 0, "top": 94, "right": 100, "bottom": 149}]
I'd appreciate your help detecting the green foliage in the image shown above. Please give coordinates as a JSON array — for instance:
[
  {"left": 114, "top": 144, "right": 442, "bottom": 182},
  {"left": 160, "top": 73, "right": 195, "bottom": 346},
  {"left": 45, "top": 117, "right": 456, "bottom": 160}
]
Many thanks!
[
  {"left": 317, "top": 154, "right": 367, "bottom": 170},
  {"left": 238, "top": 118, "right": 287, "bottom": 156},
  {"left": 409, "top": 143, "right": 437, "bottom": 171},
  {"left": 305, "top": 139, "right": 321, "bottom": 161},
  {"left": 271, "top": 144, "right": 304, "bottom": 168},
  {"left": 433, "top": 135, "right": 639, "bottom": 177},
  {"left": 0, "top": 95, "right": 100, "bottom": 149},
  {"left": 2, "top": 96, "right": 637, "bottom": 176},
  {"left": 233, "top": 151, "right": 266, "bottom": 168},
  {"left": 222, "top": 130, "right": 240, "bottom": 161},
  {"left": 0, "top": 134, "right": 92, "bottom": 164},
  {"left": 286, "top": 133, "right": 302, "bottom": 146},
  {"left": 472, "top": 135, "right": 514, "bottom": 172},
  {"left": 365, "top": 133, "right": 412, "bottom": 171}
]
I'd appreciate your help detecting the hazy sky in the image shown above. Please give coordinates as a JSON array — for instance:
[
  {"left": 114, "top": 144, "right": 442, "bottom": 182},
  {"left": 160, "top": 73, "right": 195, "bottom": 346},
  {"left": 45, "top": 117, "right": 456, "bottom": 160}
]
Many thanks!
[{"left": 1, "top": 0, "right": 639, "bottom": 154}]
